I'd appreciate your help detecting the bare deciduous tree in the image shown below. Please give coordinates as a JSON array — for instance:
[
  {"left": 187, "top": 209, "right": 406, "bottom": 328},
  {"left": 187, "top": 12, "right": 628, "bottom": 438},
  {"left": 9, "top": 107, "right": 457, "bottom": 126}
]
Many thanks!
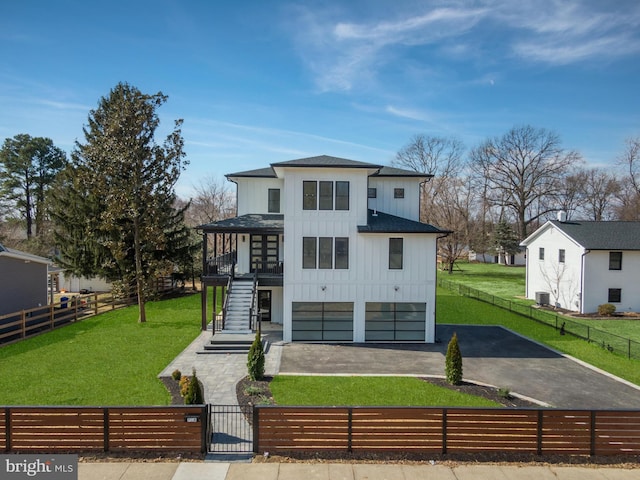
[
  {"left": 186, "top": 175, "right": 235, "bottom": 227},
  {"left": 470, "top": 125, "right": 581, "bottom": 239}
]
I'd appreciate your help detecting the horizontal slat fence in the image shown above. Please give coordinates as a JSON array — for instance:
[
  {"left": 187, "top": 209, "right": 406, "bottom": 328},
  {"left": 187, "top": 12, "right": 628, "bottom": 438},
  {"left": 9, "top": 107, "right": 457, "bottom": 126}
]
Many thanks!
[
  {"left": 254, "top": 406, "right": 640, "bottom": 457},
  {"left": 2, "top": 406, "right": 208, "bottom": 453}
]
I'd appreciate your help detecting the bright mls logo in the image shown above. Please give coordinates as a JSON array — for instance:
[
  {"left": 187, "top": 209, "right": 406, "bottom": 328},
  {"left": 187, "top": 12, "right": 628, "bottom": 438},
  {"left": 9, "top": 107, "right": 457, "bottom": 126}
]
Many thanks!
[{"left": 1, "top": 455, "right": 77, "bottom": 479}]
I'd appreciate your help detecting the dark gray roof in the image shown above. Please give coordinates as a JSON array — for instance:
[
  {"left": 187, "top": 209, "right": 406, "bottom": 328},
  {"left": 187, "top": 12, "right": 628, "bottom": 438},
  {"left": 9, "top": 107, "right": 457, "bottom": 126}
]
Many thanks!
[
  {"left": 271, "top": 155, "right": 381, "bottom": 169},
  {"left": 226, "top": 167, "right": 276, "bottom": 178},
  {"left": 226, "top": 156, "right": 429, "bottom": 178},
  {"left": 198, "top": 214, "right": 284, "bottom": 233},
  {"left": 358, "top": 210, "right": 450, "bottom": 235},
  {"left": 550, "top": 220, "right": 640, "bottom": 250},
  {"left": 372, "top": 166, "right": 432, "bottom": 178}
]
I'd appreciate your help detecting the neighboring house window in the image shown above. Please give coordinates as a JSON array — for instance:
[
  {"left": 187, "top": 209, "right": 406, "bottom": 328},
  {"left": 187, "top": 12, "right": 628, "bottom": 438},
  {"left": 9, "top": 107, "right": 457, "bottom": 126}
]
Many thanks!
[
  {"left": 303, "top": 237, "right": 316, "bottom": 268},
  {"left": 335, "top": 181, "right": 349, "bottom": 210},
  {"left": 303, "top": 181, "right": 317, "bottom": 210},
  {"left": 268, "top": 188, "right": 280, "bottom": 213},
  {"left": 389, "top": 238, "right": 403, "bottom": 269},
  {"left": 394, "top": 188, "right": 404, "bottom": 199},
  {"left": 539, "top": 247, "right": 545, "bottom": 260},
  {"left": 319, "top": 181, "right": 333, "bottom": 210},
  {"left": 558, "top": 249, "right": 565, "bottom": 263},
  {"left": 318, "top": 237, "right": 333, "bottom": 269},
  {"left": 608, "top": 288, "right": 622, "bottom": 303},
  {"left": 335, "top": 237, "right": 349, "bottom": 269},
  {"left": 609, "top": 252, "right": 622, "bottom": 270},
  {"left": 368, "top": 187, "right": 377, "bottom": 198}
]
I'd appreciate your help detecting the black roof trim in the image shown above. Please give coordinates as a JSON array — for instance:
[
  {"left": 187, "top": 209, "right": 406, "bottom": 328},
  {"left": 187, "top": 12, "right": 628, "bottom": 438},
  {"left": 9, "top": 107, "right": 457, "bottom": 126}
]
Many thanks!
[
  {"left": 358, "top": 210, "right": 450, "bottom": 234},
  {"left": 226, "top": 167, "right": 276, "bottom": 178},
  {"left": 271, "top": 155, "right": 382, "bottom": 169},
  {"left": 198, "top": 214, "right": 284, "bottom": 233}
]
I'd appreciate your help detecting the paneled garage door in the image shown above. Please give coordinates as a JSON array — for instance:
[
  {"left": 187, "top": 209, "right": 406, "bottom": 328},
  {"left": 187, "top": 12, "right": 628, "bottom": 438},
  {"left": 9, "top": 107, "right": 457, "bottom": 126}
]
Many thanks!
[
  {"left": 292, "top": 302, "right": 354, "bottom": 341},
  {"left": 365, "top": 302, "right": 426, "bottom": 341}
]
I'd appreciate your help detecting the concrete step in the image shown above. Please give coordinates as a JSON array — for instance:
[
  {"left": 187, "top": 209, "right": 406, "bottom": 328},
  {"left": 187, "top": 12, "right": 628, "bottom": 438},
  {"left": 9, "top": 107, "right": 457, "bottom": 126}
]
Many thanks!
[{"left": 197, "top": 333, "right": 268, "bottom": 354}]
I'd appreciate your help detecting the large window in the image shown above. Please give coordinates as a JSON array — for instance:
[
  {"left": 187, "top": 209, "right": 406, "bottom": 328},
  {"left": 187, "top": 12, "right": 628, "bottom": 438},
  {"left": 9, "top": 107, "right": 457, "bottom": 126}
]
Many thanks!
[
  {"left": 608, "top": 288, "right": 622, "bottom": 303},
  {"left": 302, "top": 237, "right": 349, "bottom": 270},
  {"left": 302, "top": 237, "right": 316, "bottom": 269},
  {"left": 336, "top": 181, "right": 349, "bottom": 210},
  {"left": 389, "top": 238, "right": 403, "bottom": 270},
  {"left": 302, "top": 181, "right": 349, "bottom": 211},
  {"left": 609, "top": 252, "right": 622, "bottom": 270},
  {"left": 268, "top": 188, "right": 280, "bottom": 213},
  {"left": 303, "top": 181, "right": 317, "bottom": 210}
]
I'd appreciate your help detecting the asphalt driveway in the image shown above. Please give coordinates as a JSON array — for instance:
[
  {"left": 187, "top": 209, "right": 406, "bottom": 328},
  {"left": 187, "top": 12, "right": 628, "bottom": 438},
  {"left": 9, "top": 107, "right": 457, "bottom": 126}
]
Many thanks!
[{"left": 278, "top": 325, "right": 640, "bottom": 409}]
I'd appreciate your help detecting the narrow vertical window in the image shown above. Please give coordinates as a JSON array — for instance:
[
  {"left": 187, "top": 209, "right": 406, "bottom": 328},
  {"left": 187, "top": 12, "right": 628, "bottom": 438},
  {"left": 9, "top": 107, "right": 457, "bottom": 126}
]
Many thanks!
[
  {"left": 268, "top": 188, "right": 280, "bottom": 213},
  {"left": 609, "top": 252, "right": 622, "bottom": 270},
  {"left": 389, "top": 238, "right": 403, "bottom": 270},
  {"left": 319, "top": 181, "right": 333, "bottom": 210},
  {"left": 302, "top": 237, "right": 316, "bottom": 269},
  {"left": 335, "top": 181, "right": 350, "bottom": 210},
  {"left": 335, "top": 237, "right": 349, "bottom": 269},
  {"left": 539, "top": 247, "right": 545, "bottom": 260},
  {"left": 303, "top": 181, "right": 317, "bottom": 210},
  {"left": 558, "top": 249, "right": 565, "bottom": 263},
  {"left": 318, "top": 237, "right": 333, "bottom": 269}
]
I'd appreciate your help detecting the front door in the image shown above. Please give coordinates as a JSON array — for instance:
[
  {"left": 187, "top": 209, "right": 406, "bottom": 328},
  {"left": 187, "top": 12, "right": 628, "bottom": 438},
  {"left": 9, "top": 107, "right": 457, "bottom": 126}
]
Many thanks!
[
  {"left": 250, "top": 234, "right": 279, "bottom": 273},
  {"left": 258, "top": 290, "right": 271, "bottom": 322}
]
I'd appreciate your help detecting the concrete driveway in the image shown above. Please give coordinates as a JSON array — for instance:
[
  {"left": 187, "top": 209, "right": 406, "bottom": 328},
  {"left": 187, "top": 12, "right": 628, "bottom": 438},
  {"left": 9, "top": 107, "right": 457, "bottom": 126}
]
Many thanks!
[{"left": 278, "top": 325, "right": 640, "bottom": 409}]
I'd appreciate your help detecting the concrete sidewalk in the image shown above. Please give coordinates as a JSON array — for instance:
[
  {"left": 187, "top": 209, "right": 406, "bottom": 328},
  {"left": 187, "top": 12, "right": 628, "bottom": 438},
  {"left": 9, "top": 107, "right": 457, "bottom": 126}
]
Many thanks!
[{"left": 78, "top": 462, "right": 640, "bottom": 480}]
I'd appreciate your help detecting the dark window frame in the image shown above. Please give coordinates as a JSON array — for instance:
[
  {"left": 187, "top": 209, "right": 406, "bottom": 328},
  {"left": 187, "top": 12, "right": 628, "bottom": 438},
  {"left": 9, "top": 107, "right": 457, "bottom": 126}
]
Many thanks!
[
  {"left": 318, "top": 237, "right": 333, "bottom": 269},
  {"left": 268, "top": 188, "right": 280, "bottom": 213},
  {"left": 558, "top": 249, "right": 565, "bottom": 263},
  {"left": 302, "top": 237, "right": 317, "bottom": 269},
  {"left": 319, "top": 181, "right": 334, "bottom": 210},
  {"left": 335, "top": 181, "right": 350, "bottom": 210},
  {"left": 335, "top": 237, "right": 349, "bottom": 269},
  {"left": 609, "top": 251, "right": 622, "bottom": 270},
  {"left": 303, "top": 181, "right": 317, "bottom": 210},
  {"left": 539, "top": 247, "right": 545, "bottom": 260},
  {"left": 608, "top": 288, "right": 622, "bottom": 303},
  {"left": 394, "top": 188, "right": 405, "bottom": 199},
  {"left": 389, "top": 238, "right": 403, "bottom": 270},
  {"left": 367, "top": 187, "right": 377, "bottom": 199}
]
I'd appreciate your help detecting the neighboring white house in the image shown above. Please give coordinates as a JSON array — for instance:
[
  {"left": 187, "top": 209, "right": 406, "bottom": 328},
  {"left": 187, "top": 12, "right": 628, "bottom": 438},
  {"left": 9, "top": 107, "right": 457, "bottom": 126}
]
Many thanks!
[
  {"left": 198, "top": 155, "right": 449, "bottom": 343},
  {"left": 520, "top": 217, "right": 640, "bottom": 314},
  {"left": 468, "top": 248, "right": 526, "bottom": 266},
  {"left": 0, "top": 244, "right": 52, "bottom": 315},
  {"left": 48, "top": 266, "right": 112, "bottom": 293}
]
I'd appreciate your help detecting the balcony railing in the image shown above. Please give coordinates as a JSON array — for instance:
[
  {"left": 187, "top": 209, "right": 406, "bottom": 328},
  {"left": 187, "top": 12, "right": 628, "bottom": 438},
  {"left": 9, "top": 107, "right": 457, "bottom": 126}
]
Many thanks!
[
  {"left": 250, "top": 260, "right": 284, "bottom": 275},
  {"left": 205, "top": 251, "right": 236, "bottom": 277}
]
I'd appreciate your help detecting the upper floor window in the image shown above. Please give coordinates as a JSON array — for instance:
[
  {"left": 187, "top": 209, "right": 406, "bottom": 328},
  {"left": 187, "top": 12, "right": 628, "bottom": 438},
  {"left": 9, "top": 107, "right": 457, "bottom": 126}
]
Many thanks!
[
  {"left": 335, "top": 237, "right": 349, "bottom": 269},
  {"left": 394, "top": 188, "right": 405, "bottom": 199},
  {"left": 302, "top": 237, "right": 349, "bottom": 270},
  {"left": 609, "top": 252, "right": 622, "bottom": 270},
  {"left": 268, "top": 188, "right": 280, "bottom": 213},
  {"left": 539, "top": 247, "right": 545, "bottom": 260},
  {"left": 389, "top": 238, "right": 403, "bottom": 270},
  {"left": 558, "top": 249, "right": 565, "bottom": 263},
  {"left": 319, "top": 237, "right": 333, "bottom": 269},
  {"left": 302, "top": 181, "right": 350, "bottom": 211},
  {"left": 303, "top": 181, "right": 317, "bottom": 210},
  {"left": 303, "top": 237, "right": 317, "bottom": 269}
]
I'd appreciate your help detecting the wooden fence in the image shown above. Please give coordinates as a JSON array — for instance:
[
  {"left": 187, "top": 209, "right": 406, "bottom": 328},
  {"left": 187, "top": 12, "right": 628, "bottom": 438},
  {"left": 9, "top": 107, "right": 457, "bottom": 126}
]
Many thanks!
[
  {"left": 254, "top": 406, "right": 640, "bottom": 457},
  {"left": 0, "top": 406, "right": 209, "bottom": 453},
  {"left": 0, "top": 277, "right": 181, "bottom": 346}
]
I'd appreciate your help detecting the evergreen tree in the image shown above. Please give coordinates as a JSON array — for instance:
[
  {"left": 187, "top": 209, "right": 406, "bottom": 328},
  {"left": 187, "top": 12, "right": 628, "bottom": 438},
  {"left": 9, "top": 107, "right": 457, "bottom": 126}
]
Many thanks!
[
  {"left": 184, "top": 369, "right": 204, "bottom": 405},
  {"left": 491, "top": 219, "right": 521, "bottom": 264},
  {"left": 247, "top": 331, "right": 265, "bottom": 381},
  {"left": 50, "top": 82, "right": 188, "bottom": 322},
  {"left": 0, "top": 134, "right": 67, "bottom": 239},
  {"left": 445, "top": 332, "right": 463, "bottom": 385}
]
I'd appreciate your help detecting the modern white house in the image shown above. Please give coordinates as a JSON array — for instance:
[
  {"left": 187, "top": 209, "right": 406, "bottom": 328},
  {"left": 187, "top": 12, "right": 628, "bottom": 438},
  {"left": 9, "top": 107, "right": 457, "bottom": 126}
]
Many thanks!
[
  {"left": 198, "top": 155, "right": 449, "bottom": 343},
  {"left": 520, "top": 216, "right": 640, "bottom": 314},
  {"left": 0, "top": 243, "right": 52, "bottom": 315}
]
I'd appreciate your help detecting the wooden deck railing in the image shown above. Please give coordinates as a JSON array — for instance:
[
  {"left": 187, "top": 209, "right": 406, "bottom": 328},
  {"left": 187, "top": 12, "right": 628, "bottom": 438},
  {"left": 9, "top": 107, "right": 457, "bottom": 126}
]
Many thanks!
[
  {"left": 254, "top": 406, "right": 640, "bottom": 457},
  {"left": 0, "top": 406, "right": 208, "bottom": 453}
]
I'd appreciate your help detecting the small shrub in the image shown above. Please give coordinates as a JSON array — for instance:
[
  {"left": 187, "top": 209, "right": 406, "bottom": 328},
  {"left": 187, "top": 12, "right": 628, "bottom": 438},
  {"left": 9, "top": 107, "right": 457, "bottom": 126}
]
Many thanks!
[
  {"left": 171, "top": 369, "right": 182, "bottom": 381},
  {"left": 179, "top": 375, "right": 190, "bottom": 397},
  {"left": 244, "top": 385, "right": 264, "bottom": 396},
  {"left": 184, "top": 369, "right": 204, "bottom": 405},
  {"left": 247, "top": 331, "right": 265, "bottom": 381},
  {"left": 445, "top": 332, "right": 463, "bottom": 385},
  {"left": 598, "top": 304, "right": 616, "bottom": 316},
  {"left": 498, "top": 387, "right": 512, "bottom": 399}
]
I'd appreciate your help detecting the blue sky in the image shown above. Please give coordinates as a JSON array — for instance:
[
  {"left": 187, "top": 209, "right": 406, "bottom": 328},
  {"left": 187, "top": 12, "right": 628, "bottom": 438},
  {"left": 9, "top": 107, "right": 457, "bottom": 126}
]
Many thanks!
[{"left": 2, "top": 0, "right": 639, "bottom": 198}]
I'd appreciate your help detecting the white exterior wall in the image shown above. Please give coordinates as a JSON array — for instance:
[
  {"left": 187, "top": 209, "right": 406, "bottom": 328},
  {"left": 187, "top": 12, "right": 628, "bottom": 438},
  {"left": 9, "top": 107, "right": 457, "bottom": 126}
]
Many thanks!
[
  {"left": 58, "top": 273, "right": 111, "bottom": 293},
  {"left": 368, "top": 178, "right": 421, "bottom": 221},
  {"left": 280, "top": 167, "right": 436, "bottom": 342},
  {"left": 233, "top": 177, "right": 284, "bottom": 216},
  {"left": 583, "top": 251, "right": 640, "bottom": 314},
  {"left": 524, "top": 224, "right": 584, "bottom": 311}
]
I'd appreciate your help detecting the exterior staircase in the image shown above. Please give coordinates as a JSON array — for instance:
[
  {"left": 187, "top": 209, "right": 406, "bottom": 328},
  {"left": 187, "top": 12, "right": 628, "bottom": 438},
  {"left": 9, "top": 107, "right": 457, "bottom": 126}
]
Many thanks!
[{"left": 223, "top": 277, "right": 255, "bottom": 333}]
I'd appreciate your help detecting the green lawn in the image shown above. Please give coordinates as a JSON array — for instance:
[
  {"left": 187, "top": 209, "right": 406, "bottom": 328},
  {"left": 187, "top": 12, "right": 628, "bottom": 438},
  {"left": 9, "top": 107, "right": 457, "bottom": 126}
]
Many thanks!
[
  {"left": 270, "top": 375, "right": 499, "bottom": 407},
  {"left": 437, "top": 286, "right": 640, "bottom": 386},
  {"left": 0, "top": 294, "right": 204, "bottom": 405}
]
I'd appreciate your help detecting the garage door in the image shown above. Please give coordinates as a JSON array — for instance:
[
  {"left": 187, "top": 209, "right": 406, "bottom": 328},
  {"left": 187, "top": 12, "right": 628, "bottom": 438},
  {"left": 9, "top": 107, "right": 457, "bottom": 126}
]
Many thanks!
[
  {"left": 365, "top": 302, "right": 426, "bottom": 341},
  {"left": 292, "top": 302, "right": 353, "bottom": 341}
]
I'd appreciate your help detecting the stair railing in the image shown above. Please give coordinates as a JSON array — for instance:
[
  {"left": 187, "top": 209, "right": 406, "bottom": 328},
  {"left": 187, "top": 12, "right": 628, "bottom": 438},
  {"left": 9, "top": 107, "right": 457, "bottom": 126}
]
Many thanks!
[
  {"left": 249, "top": 271, "right": 259, "bottom": 333},
  {"left": 220, "top": 274, "right": 233, "bottom": 332}
]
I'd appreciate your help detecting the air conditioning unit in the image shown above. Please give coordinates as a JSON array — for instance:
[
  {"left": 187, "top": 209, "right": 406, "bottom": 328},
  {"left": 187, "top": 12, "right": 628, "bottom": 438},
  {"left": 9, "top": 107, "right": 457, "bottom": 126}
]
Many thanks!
[{"left": 535, "top": 292, "right": 550, "bottom": 306}]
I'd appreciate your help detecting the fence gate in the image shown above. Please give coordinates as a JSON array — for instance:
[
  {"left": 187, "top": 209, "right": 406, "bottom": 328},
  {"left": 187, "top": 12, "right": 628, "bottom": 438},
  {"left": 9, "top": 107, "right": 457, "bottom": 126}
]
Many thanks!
[{"left": 209, "top": 405, "right": 254, "bottom": 453}]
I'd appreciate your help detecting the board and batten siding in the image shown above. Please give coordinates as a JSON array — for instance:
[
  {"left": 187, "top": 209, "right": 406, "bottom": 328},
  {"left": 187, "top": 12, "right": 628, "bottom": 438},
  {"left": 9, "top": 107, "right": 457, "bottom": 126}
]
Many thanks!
[
  {"left": 234, "top": 177, "right": 284, "bottom": 216},
  {"left": 367, "top": 178, "right": 421, "bottom": 221},
  {"left": 582, "top": 250, "right": 640, "bottom": 314}
]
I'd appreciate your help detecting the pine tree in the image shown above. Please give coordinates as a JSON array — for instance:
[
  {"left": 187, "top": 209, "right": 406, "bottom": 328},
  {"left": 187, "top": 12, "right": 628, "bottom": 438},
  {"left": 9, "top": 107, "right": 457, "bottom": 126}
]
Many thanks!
[
  {"left": 491, "top": 219, "right": 521, "bottom": 264},
  {"left": 184, "top": 369, "right": 204, "bottom": 405},
  {"left": 445, "top": 332, "right": 463, "bottom": 385},
  {"left": 50, "top": 82, "right": 188, "bottom": 322}
]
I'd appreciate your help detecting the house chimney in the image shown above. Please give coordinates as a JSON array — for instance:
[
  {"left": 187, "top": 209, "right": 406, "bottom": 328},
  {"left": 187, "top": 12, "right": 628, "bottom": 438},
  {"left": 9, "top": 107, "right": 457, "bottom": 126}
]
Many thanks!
[{"left": 557, "top": 211, "right": 567, "bottom": 222}]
